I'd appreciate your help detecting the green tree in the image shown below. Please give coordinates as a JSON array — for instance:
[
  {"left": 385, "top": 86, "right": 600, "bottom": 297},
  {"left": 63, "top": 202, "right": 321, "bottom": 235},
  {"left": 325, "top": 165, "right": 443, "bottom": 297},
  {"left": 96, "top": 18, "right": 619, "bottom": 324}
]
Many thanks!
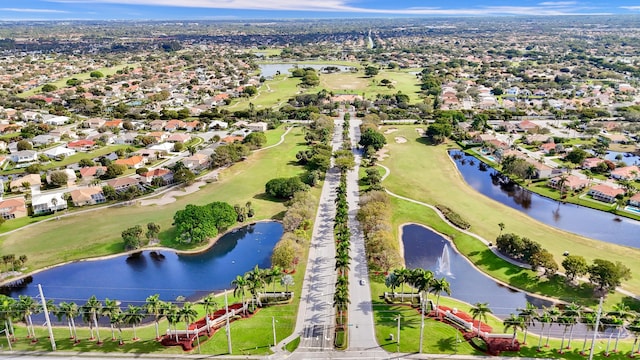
[
  {"left": 101, "top": 298, "right": 120, "bottom": 341},
  {"left": 146, "top": 222, "right": 161, "bottom": 242},
  {"left": 364, "top": 65, "right": 379, "bottom": 77},
  {"left": 517, "top": 302, "right": 538, "bottom": 345},
  {"left": 179, "top": 302, "right": 198, "bottom": 337},
  {"left": 562, "top": 255, "right": 588, "bottom": 282},
  {"left": 200, "top": 294, "right": 218, "bottom": 318},
  {"left": 54, "top": 301, "right": 79, "bottom": 341},
  {"left": 589, "top": 259, "right": 632, "bottom": 294},
  {"left": 123, "top": 305, "right": 145, "bottom": 341},
  {"left": 16, "top": 140, "right": 32, "bottom": 151},
  {"left": 173, "top": 204, "right": 218, "bottom": 243},
  {"left": 503, "top": 313, "right": 525, "bottom": 346},
  {"left": 265, "top": 177, "right": 308, "bottom": 199},
  {"left": 429, "top": 277, "right": 451, "bottom": 312},
  {"left": 173, "top": 168, "right": 196, "bottom": 185},
  {"left": 122, "top": 225, "right": 144, "bottom": 250},
  {"left": 17, "top": 295, "right": 40, "bottom": 340},
  {"left": 470, "top": 302, "right": 492, "bottom": 336},
  {"left": 144, "top": 294, "right": 164, "bottom": 340},
  {"left": 243, "top": 86, "right": 258, "bottom": 96},
  {"left": 358, "top": 128, "right": 386, "bottom": 151},
  {"left": 231, "top": 275, "right": 248, "bottom": 314},
  {"left": 103, "top": 163, "right": 127, "bottom": 179},
  {"left": 49, "top": 170, "right": 69, "bottom": 187},
  {"left": 83, "top": 295, "right": 103, "bottom": 343},
  {"left": 243, "top": 132, "right": 267, "bottom": 149},
  {"left": 41, "top": 84, "right": 57, "bottom": 92},
  {"left": 90, "top": 71, "right": 104, "bottom": 78}
]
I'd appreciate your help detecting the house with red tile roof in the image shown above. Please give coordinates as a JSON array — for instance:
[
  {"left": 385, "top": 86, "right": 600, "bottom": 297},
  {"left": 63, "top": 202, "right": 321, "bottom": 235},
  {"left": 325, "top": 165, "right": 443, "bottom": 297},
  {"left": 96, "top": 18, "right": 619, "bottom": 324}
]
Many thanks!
[
  {"left": 115, "top": 155, "right": 146, "bottom": 169},
  {"left": 167, "top": 133, "right": 191, "bottom": 143},
  {"left": 79, "top": 166, "right": 107, "bottom": 179},
  {"left": 588, "top": 184, "right": 625, "bottom": 203},
  {"left": 0, "top": 197, "right": 27, "bottom": 219},
  {"left": 548, "top": 175, "right": 589, "bottom": 192},
  {"left": 611, "top": 166, "right": 640, "bottom": 181},
  {"left": 67, "top": 139, "right": 96, "bottom": 151},
  {"left": 106, "top": 177, "right": 140, "bottom": 191},
  {"left": 582, "top": 157, "right": 603, "bottom": 169},
  {"left": 104, "top": 119, "right": 123, "bottom": 128},
  {"left": 164, "top": 120, "right": 186, "bottom": 131},
  {"left": 629, "top": 193, "right": 640, "bottom": 208},
  {"left": 140, "top": 168, "right": 173, "bottom": 184},
  {"left": 184, "top": 153, "right": 210, "bottom": 170},
  {"left": 517, "top": 120, "right": 539, "bottom": 132},
  {"left": 222, "top": 135, "right": 244, "bottom": 144}
]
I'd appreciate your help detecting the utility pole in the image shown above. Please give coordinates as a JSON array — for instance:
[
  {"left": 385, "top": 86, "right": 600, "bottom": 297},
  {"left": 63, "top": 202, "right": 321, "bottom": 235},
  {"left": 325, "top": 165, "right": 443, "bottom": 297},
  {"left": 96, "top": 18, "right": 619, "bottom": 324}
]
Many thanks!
[
  {"left": 396, "top": 315, "right": 401, "bottom": 353},
  {"left": 224, "top": 291, "right": 232, "bottom": 354},
  {"left": 272, "top": 316, "right": 277, "bottom": 347},
  {"left": 588, "top": 296, "right": 604, "bottom": 360},
  {"left": 419, "top": 300, "right": 425, "bottom": 353},
  {"left": 38, "top": 284, "right": 56, "bottom": 351}
]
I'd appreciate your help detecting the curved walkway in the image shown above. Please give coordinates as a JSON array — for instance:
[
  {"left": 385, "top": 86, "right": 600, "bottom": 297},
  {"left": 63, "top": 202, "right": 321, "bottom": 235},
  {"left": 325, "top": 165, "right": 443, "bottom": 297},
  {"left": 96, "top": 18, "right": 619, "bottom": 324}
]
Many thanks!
[{"left": 377, "top": 163, "right": 640, "bottom": 303}]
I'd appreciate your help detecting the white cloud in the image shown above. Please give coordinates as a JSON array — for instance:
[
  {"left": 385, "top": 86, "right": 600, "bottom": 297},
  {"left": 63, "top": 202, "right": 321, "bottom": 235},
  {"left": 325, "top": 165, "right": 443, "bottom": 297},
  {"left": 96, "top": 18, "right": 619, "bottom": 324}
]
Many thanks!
[
  {"left": 43, "top": 0, "right": 609, "bottom": 16},
  {"left": 0, "top": 7, "right": 69, "bottom": 13},
  {"left": 620, "top": 6, "right": 640, "bottom": 11}
]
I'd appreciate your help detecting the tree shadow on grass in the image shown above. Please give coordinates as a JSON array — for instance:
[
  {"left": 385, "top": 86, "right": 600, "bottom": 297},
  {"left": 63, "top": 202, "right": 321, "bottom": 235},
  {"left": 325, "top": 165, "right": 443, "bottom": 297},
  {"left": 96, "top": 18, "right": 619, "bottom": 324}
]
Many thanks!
[{"left": 437, "top": 336, "right": 456, "bottom": 352}]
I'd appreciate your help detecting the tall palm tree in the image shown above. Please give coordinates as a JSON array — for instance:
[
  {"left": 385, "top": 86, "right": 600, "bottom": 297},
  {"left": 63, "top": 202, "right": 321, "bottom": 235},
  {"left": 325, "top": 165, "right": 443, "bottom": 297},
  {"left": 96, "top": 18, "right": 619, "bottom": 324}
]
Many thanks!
[
  {"left": 17, "top": 295, "right": 40, "bottom": 340},
  {"left": 0, "top": 295, "right": 17, "bottom": 340},
  {"left": 545, "top": 306, "right": 561, "bottom": 348},
  {"left": 470, "top": 302, "right": 492, "bottom": 337},
  {"left": 503, "top": 313, "right": 525, "bottom": 346},
  {"left": 110, "top": 312, "right": 125, "bottom": 345},
  {"left": 607, "top": 302, "right": 635, "bottom": 353},
  {"left": 517, "top": 302, "right": 537, "bottom": 345},
  {"left": 335, "top": 252, "right": 351, "bottom": 277},
  {"left": 102, "top": 298, "right": 120, "bottom": 341},
  {"left": 580, "top": 311, "right": 597, "bottom": 355},
  {"left": 83, "top": 295, "right": 103, "bottom": 343},
  {"left": 333, "top": 285, "right": 350, "bottom": 325},
  {"left": 393, "top": 268, "right": 411, "bottom": 298},
  {"left": 123, "top": 305, "right": 145, "bottom": 341},
  {"left": 430, "top": 277, "right": 451, "bottom": 314},
  {"left": 563, "top": 302, "right": 582, "bottom": 349},
  {"left": 162, "top": 302, "right": 180, "bottom": 342},
  {"left": 269, "top": 266, "right": 282, "bottom": 293},
  {"left": 144, "top": 294, "right": 164, "bottom": 340},
  {"left": 537, "top": 308, "right": 552, "bottom": 351},
  {"left": 179, "top": 302, "right": 198, "bottom": 337},
  {"left": 626, "top": 318, "right": 640, "bottom": 356},
  {"left": 384, "top": 272, "right": 400, "bottom": 293},
  {"left": 200, "top": 294, "right": 218, "bottom": 318},
  {"left": 232, "top": 275, "right": 248, "bottom": 314},
  {"left": 557, "top": 314, "right": 574, "bottom": 353},
  {"left": 280, "top": 274, "right": 294, "bottom": 293}
]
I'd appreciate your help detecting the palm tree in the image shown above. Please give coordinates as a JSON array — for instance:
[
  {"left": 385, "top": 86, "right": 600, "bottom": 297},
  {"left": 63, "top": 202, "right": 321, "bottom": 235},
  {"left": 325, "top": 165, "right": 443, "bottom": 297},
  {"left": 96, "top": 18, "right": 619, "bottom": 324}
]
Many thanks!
[
  {"left": 163, "top": 302, "right": 180, "bottom": 342},
  {"left": 110, "top": 312, "right": 125, "bottom": 345},
  {"left": 232, "top": 275, "right": 248, "bottom": 314},
  {"left": 123, "top": 305, "right": 145, "bottom": 341},
  {"left": 83, "top": 295, "right": 103, "bottom": 343},
  {"left": 536, "top": 308, "right": 552, "bottom": 351},
  {"left": 17, "top": 295, "right": 40, "bottom": 340},
  {"left": 503, "top": 313, "right": 525, "bottom": 346},
  {"left": 498, "top": 222, "right": 505, "bottom": 235},
  {"left": 179, "top": 302, "right": 198, "bottom": 337},
  {"left": 563, "top": 302, "right": 582, "bottom": 349},
  {"left": 333, "top": 285, "right": 350, "bottom": 325},
  {"left": 384, "top": 272, "right": 400, "bottom": 293},
  {"left": 393, "top": 268, "right": 411, "bottom": 300},
  {"left": 200, "top": 294, "right": 218, "bottom": 318},
  {"left": 269, "top": 266, "right": 282, "bottom": 293},
  {"left": 545, "top": 306, "right": 561, "bottom": 348},
  {"left": 335, "top": 252, "right": 351, "bottom": 277},
  {"left": 280, "top": 274, "right": 294, "bottom": 293},
  {"left": 626, "top": 318, "right": 640, "bottom": 356},
  {"left": 102, "top": 298, "right": 120, "bottom": 341},
  {"left": 56, "top": 301, "right": 80, "bottom": 342},
  {"left": 144, "top": 294, "right": 164, "bottom": 340},
  {"left": 470, "top": 302, "right": 492, "bottom": 337},
  {"left": 607, "top": 302, "right": 635, "bottom": 353},
  {"left": 557, "top": 314, "right": 574, "bottom": 353},
  {"left": 556, "top": 173, "right": 568, "bottom": 198},
  {"left": 429, "top": 277, "right": 451, "bottom": 315},
  {"left": 0, "top": 295, "right": 17, "bottom": 340},
  {"left": 517, "top": 302, "right": 537, "bottom": 345},
  {"left": 580, "top": 311, "right": 597, "bottom": 355}
]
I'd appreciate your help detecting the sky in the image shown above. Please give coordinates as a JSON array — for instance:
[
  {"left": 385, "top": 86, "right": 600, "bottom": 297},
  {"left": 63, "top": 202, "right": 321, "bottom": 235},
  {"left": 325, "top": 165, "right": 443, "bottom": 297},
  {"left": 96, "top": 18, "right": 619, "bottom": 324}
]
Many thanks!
[{"left": 2, "top": 0, "right": 640, "bottom": 20}]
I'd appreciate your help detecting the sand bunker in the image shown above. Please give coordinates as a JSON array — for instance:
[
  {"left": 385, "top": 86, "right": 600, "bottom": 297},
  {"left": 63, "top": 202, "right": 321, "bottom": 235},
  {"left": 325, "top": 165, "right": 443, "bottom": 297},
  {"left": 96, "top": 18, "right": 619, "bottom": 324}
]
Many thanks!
[
  {"left": 415, "top": 128, "right": 425, "bottom": 136},
  {"left": 384, "top": 128, "right": 398, "bottom": 134},
  {"left": 395, "top": 137, "right": 407, "bottom": 144},
  {"left": 377, "top": 147, "right": 389, "bottom": 161}
]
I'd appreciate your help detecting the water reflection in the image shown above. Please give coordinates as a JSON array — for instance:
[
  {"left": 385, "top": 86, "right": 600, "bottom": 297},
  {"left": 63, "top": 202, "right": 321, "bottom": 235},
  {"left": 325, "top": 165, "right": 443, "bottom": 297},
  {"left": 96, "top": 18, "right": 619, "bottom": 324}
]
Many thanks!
[{"left": 450, "top": 150, "right": 640, "bottom": 247}]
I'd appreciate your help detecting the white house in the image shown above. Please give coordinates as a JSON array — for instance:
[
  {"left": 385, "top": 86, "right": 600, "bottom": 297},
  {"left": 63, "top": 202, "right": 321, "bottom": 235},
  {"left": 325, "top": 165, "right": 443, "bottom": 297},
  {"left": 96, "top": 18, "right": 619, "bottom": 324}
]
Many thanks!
[
  {"left": 42, "top": 115, "right": 69, "bottom": 126},
  {"left": 9, "top": 150, "right": 37, "bottom": 164},
  {"left": 43, "top": 146, "right": 75, "bottom": 160},
  {"left": 31, "top": 192, "right": 67, "bottom": 214}
]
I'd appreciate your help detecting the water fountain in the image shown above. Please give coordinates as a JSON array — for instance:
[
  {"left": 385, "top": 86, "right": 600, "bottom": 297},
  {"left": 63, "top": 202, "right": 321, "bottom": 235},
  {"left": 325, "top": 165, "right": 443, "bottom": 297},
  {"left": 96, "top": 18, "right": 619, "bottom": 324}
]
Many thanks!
[{"left": 436, "top": 244, "right": 453, "bottom": 277}]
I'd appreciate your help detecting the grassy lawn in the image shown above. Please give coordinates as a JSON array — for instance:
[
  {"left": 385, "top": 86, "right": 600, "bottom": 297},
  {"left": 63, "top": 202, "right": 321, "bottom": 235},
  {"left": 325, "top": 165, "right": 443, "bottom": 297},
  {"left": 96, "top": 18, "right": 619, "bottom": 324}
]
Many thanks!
[
  {"left": 379, "top": 126, "right": 640, "bottom": 302},
  {"left": 368, "top": 70, "right": 423, "bottom": 103},
  {"left": 228, "top": 76, "right": 313, "bottom": 111},
  {"left": 370, "top": 279, "right": 637, "bottom": 359},
  {"left": 0, "top": 126, "right": 309, "bottom": 271}
]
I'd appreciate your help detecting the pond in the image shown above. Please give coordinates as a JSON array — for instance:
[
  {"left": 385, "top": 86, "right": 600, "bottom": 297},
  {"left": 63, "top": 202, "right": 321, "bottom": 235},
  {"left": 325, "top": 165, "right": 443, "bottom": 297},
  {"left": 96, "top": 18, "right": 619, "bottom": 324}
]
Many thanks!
[
  {"left": 402, "top": 224, "right": 553, "bottom": 318},
  {"left": 605, "top": 151, "right": 640, "bottom": 166},
  {"left": 1, "top": 221, "right": 283, "bottom": 304},
  {"left": 450, "top": 150, "right": 640, "bottom": 248},
  {"left": 258, "top": 63, "right": 355, "bottom": 78}
]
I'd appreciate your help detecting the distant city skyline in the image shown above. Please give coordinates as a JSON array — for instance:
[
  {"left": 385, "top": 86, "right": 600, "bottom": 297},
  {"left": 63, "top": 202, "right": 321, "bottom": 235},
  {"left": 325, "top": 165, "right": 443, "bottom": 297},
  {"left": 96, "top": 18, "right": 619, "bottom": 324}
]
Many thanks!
[{"left": 2, "top": 1, "right": 640, "bottom": 20}]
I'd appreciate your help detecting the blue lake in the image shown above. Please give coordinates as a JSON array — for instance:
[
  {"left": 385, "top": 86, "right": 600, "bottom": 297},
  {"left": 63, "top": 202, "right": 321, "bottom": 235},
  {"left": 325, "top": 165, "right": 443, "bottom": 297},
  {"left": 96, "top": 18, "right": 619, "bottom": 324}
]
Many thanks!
[
  {"left": 402, "top": 224, "right": 552, "bottom": 317},
  {"left": 450, "top": 150, "right": 640, "bottom": 248},
  {"left": 2, "top": 221, "right": 283, "bottom": 304},
  {"left": 259, "top": 63, "right": 355, "bottom": 78}
]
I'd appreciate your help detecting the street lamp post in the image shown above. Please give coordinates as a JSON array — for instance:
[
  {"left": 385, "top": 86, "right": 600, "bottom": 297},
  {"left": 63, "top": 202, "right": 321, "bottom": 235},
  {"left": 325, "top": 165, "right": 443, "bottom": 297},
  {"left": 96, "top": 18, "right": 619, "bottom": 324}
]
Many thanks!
[
  {"left": 395, "top": 315, "right": 401, "bottom": 353},
  {"left": 419, "top": 300, "right": 425, "bottom": 353},
  {"left": 272, "top": 316, "right": 277, "bottom": 347}
]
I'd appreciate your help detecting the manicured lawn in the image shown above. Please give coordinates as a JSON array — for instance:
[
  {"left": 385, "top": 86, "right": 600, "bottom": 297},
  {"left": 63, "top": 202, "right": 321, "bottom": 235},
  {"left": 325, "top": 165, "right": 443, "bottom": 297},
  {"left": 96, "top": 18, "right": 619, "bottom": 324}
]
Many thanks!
[
  {"left": 379, "top": 126, "right": 640, "bottom": 301},
  {"left": 0, "top": 127, "right": 310, "bottom": 271},
  {"left": 367, "top": 70, "right": 423, "bottom": 103},
  {"left": 370, "top": 279, "right": 638, "bottom": 359}
]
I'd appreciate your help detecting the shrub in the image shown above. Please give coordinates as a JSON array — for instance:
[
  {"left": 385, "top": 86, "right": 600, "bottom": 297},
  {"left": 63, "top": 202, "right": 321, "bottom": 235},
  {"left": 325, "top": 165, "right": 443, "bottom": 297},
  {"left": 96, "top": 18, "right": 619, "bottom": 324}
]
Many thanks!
[{"left": 435, "top": 204, "right": 471, "bottom": 230}]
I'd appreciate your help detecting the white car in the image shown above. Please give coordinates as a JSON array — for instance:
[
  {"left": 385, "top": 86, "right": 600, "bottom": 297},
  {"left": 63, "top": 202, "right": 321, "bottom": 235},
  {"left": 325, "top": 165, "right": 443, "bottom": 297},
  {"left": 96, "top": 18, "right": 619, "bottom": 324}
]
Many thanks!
[{"left": 359, "top": 279, "right": 365, "bottom": 286}]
